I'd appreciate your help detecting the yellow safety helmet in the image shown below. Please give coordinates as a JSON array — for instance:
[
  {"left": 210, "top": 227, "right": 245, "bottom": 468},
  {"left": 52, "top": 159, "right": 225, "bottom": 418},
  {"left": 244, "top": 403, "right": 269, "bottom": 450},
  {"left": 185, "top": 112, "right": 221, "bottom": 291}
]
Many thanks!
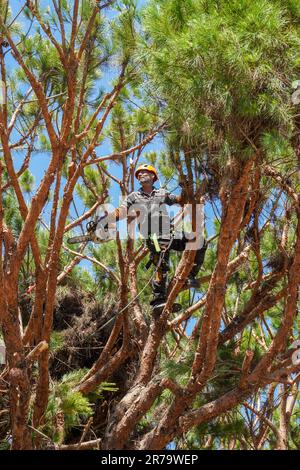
[{"left": 135, "top": 164, "right": 158, "bottom": 182}]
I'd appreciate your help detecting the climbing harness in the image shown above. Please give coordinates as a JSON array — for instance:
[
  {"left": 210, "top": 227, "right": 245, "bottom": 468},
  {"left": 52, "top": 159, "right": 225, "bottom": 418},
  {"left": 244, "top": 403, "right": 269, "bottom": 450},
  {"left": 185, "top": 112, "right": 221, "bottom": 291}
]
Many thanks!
[{"left": 145, "top": 233, "right": 163, "bottom": 269}]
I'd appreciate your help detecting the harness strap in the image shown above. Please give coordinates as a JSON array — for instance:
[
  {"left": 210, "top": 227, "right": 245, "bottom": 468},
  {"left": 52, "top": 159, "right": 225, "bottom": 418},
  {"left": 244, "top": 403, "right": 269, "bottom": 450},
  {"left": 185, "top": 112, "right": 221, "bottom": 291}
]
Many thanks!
[
  {"left": 145, "top": 231, "right": 175, "bottom": 270},
  {"left": 151, "top": 233, "right": 161, "bottom": 253}
]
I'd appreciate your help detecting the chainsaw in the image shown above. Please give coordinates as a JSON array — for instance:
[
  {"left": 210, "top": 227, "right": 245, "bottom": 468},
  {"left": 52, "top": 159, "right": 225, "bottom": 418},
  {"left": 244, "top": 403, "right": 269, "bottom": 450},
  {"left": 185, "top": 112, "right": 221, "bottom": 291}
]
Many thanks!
[{"left": 67, "top": 218, "right": 116, "bottom": 245}]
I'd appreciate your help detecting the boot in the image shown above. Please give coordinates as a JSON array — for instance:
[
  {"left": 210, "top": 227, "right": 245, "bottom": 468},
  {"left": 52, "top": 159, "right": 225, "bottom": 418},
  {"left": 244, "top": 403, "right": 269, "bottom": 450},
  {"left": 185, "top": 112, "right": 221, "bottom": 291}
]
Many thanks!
[{"left": 151, "top": 298, "right": 182, "bottom": 315}]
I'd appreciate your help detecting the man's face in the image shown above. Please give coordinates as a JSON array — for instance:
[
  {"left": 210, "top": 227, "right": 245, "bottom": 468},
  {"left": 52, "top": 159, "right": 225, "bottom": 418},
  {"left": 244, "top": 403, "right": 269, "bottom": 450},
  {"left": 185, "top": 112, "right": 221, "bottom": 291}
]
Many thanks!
[{"left": 137, "top": 170, "right": 155, "bottom": 185}]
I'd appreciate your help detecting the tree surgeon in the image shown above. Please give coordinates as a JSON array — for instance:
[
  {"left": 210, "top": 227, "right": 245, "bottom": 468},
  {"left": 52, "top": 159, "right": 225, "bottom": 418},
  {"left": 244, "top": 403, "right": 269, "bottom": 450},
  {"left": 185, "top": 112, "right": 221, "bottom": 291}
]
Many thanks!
[{"left": 87, "top": 164, "right": 207, "bottom": 314}]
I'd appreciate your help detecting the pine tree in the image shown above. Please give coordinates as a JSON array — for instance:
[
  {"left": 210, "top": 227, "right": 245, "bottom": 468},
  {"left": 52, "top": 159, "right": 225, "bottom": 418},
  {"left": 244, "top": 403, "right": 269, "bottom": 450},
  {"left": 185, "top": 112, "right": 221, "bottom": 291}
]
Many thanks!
[{"left": 0, "top": 0, "right": 299, "bottom": 451}]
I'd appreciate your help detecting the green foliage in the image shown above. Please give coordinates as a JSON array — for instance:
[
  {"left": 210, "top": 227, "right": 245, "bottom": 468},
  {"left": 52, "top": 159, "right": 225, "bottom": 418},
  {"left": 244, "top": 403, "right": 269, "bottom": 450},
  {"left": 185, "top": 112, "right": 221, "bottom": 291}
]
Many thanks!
[
  {"left": 36, "top": 228, "right": 50, "bottom": 258},
  {"left": 59, "top": 390, "right": 92, "bottom": 431},
  {"left": 3, "top": 192, "right": 23, "bottom": 236},
  {"left": 107, "top": 100, "right": 159, "bottom": 158},
  {"left": 20, "top": 169, "right": 35, "bottom": 194},
  {"left": 206, "top": 342, "right": 246, "bottom": 398},
  {"left": 18, "top": 33, "right": 65, "bottom": 96},
  {"left": 39, "top": 134, "right": 52, "bottom": 152},
  {"left": 43, "top": 369, "right": 118, "bottom": 443},
  {"left": 67, "top": 266, "right": 96, "bottom": 292},
  {"left": 141, "top": 0, "right": 299, "bottom": 165},
  {"left": 49, "top": 331, "right": 65, "bottom": 353},
  {"left": 44, "top": 369, "right": 92, "bottom": 442},
  {"left": 88, "top": 240, "right": 120, "bottom": 297},
  {"left": 88, "top": 381, "right": 119, "bottom": 403},
  {"left": 0, "top": 439, "right": 11, "bottom": 450},
  {"left": 289, "top": 412, "right": 300, "bottom": 450},
  {"left": 112, "top": 0, "right": 139, "bottom": 64},
  {"left": 181, "top": 412, "right": 248, "bottom": 450},
  {"left": 75, "top": 166, "right": 109, "bottom": 208},
  {"left": 161, "top": 338, "right": 195, "bottom": 386},
  {"left": 261, "top": 131, "right": 294, "bottom": 170}
]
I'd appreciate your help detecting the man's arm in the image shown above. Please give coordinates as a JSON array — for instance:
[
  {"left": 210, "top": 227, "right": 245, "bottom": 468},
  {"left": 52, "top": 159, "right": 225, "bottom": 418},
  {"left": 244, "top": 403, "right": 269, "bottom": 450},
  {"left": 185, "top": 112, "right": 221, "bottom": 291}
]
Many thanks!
[
  {"left": 86, "top": 194, "right": 134, "bottom": 233},
  {"left": 97, "top": 193, "right": 136, "bottom": 226},
  {"left": 87, "top": 206, "right": 126, "bottom": 232},
  {"left": 164, "top": 191, "right": 187, "bottom": 206},
  {"left": 105, "top": 205, "right": 127, "bottom": 224},
  {"left": 165, "top": 191, "right": 205, "bottom": 206}
]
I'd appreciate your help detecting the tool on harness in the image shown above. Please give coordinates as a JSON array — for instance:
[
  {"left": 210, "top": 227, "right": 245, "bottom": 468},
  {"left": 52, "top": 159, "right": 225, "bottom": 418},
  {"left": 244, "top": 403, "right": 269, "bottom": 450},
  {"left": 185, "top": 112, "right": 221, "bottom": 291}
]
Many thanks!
[
  {"left": 150, "top": 233, "right": 161, "bottom": 252},
  {"left": 145, "top": 233, "right": 162, "bottom": 270},
  {"left": 145, "top": 229, "right": 176, "bottom": 270},
  {"left": 145, "top": 231, "right": 174, "bottom": 270}
]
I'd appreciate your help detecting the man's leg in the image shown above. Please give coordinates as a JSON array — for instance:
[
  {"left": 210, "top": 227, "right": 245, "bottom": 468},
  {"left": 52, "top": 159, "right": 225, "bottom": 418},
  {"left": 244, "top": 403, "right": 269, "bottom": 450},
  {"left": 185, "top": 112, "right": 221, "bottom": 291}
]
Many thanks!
[
  {"left": 150, "top": 249, "right": 169, "bottom": 306},
  {"left": 147, "top": 241, "right": 181, "bottom": 314}
]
